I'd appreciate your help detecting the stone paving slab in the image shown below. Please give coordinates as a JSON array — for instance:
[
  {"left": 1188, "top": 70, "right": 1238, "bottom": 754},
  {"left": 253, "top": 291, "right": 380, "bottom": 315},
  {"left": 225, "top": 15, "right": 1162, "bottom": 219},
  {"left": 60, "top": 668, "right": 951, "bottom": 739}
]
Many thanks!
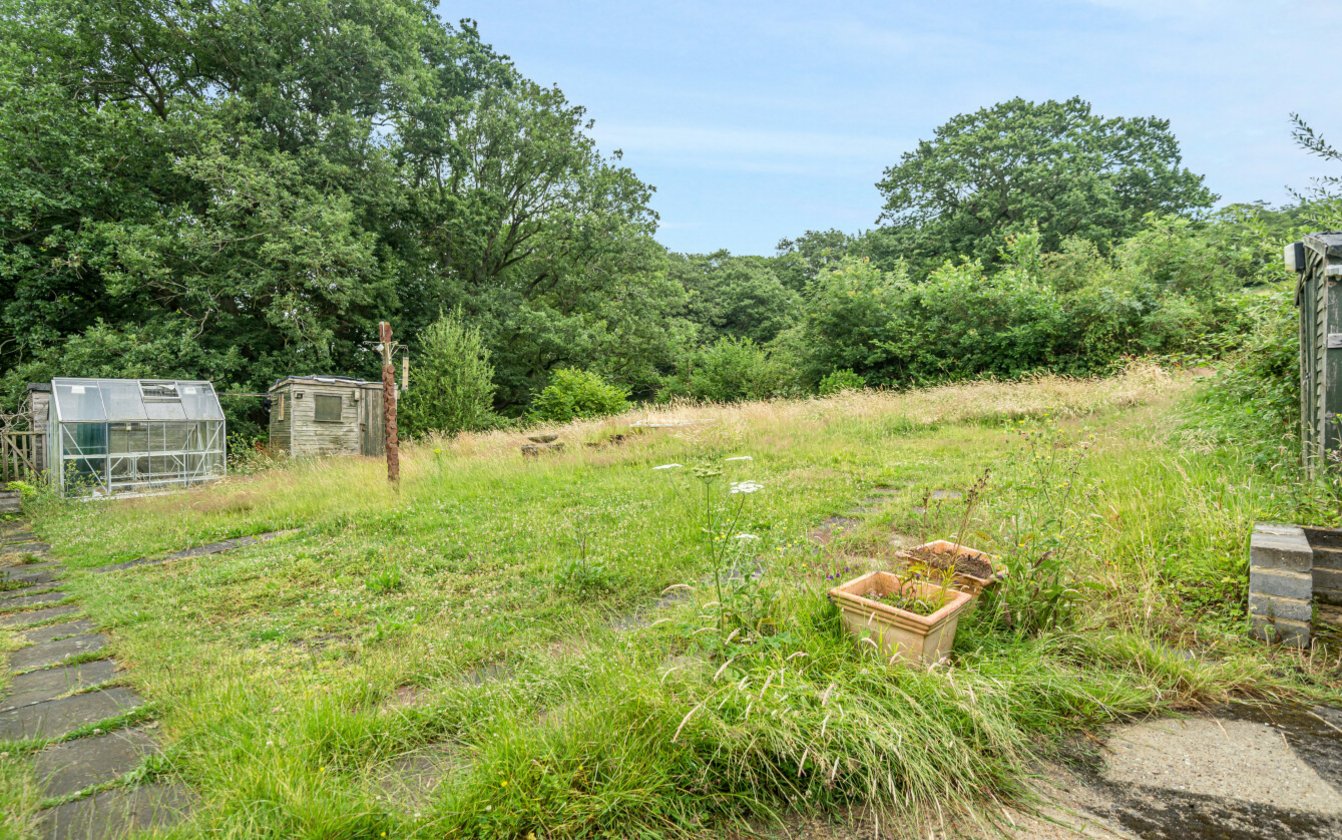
[
  {"left": 92, "top": 529, "right": 296, "bottom": 573},
  {"left": 24, "top": 619, "right": 98, "bottom": 645},
  {"left": 10, "top": 634, "right": 108, "bottom": 673},
  {"left": 373, "top": 743, "right": 463, "bottom": 812},
  {"left": 1, "top": 545, "right": 52, "bottom": 560},
  {"left": 1, "top": 560, "right": 59, "bottom": 573},
  {"left": 0, "top": 584, "right": 61, "bottom": 604},
  {"left": 0, "top": 660, "right": 120, "bottom": 713},
  {"left": 0, "top": 687, "right": 142, "bottom": 741},
  {"left": 1, "top": 568, "right": 59, "bottom": 587},
  {"left": 38, "top": 781, "right": 194, "bottom": 839},
  {"left": 34, "top": 726, "right": 161, "bottom": 798},
  {"left": 0, "top": 590, "right": 68, "bottom": 612},
  {"left": 0, "top": 605, "right": 81, "bottom": 628}
]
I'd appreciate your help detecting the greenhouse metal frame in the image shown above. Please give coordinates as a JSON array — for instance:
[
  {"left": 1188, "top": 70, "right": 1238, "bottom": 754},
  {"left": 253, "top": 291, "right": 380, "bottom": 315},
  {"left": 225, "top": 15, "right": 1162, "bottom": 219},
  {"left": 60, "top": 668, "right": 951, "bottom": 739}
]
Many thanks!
[{"left": 47, "top": 378, "right": 226, "bottom": 496}]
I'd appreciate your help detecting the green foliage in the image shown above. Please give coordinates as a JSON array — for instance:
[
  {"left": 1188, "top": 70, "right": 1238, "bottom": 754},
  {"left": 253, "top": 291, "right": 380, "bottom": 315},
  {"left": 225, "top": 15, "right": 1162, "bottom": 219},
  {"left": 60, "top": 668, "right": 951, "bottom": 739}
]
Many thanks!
[
  {"left": 663, "top": 337, "right": 790, "bottom": 403},
  {"left": 982, "top": 424, "right": 1090, "bottom": 636},
  {"left": 667, "top": 251, "right": 800, "bottom": 345},
  {"left": 877, "top": 97, "right": 1215, "bottom": 271},
  {"left": 365, "top": 564, "right": 404, "bottom": 596},
  {"left": 1290, "top": 113, "right": 1342, "bottom": 229},
  {"left": 1182, "top": 285, "right": 1300, "bottom": 465},
  {"left": 0, "top": 0, "right": 662, "bottom": 426},
  {"left": 529, "top": 368, "right": 630, "bottom": 423},
  {"left": 818, "top": 369, "right": 866, "bottom": 396},
  {"left": 399, "top": 311, "right": 497, "bottom": 438}
]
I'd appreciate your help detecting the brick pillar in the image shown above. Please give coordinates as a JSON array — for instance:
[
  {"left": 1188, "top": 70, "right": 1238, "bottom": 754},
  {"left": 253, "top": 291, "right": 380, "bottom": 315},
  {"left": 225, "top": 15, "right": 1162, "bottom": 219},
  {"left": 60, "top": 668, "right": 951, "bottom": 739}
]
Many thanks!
[{"left": 1249, "top": 524, "right": 1313, "bottom": 648}]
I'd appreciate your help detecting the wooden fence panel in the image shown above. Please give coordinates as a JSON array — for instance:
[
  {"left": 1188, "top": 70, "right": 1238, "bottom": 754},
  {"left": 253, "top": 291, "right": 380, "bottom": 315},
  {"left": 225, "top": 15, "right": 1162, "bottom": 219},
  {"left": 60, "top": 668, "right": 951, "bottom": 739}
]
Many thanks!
[{"left": 1, "top": 430, "right": 38, "bottom": 483}]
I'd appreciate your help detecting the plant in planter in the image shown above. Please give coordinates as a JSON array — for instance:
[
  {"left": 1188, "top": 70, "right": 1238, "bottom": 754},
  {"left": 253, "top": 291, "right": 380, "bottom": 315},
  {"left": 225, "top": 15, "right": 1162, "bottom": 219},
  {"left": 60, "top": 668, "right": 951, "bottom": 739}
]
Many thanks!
[
  {"left": 902, "top": 469, "right": 1004, "bottom": 596},
  {"left": 828, "top": 569, "right": 972, "bottom": 665},
  {"left": 899, "top": 539, "right": 1005, "bottom": 596}
]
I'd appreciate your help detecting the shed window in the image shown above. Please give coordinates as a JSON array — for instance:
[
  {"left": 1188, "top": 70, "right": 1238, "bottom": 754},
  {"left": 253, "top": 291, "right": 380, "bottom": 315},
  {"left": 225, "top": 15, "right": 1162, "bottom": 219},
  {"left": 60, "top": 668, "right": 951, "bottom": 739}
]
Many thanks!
[{"left": 314, "top": 394, "right": 343, "bottom": 423}]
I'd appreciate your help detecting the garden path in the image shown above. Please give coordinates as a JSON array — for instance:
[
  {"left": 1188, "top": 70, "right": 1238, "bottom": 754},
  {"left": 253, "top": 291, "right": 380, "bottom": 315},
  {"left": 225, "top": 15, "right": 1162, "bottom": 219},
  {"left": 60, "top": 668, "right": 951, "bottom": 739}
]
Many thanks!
[{"left": 0, "top": 518, "right": 213, "bottom": 839}]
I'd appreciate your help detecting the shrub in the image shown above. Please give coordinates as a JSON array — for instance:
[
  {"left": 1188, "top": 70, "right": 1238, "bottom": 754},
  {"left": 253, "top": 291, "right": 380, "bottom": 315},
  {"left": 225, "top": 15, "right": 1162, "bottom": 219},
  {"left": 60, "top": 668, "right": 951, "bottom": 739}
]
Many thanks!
[
  {"left": 529, "top": 368, "right": 630, "bottom": 423},
  {"left": 400, "top": 311, "right": 498, "bottom": 438},
  {"left": 673, "top": 336, "right": 789, "bottom": 403},
  {"left": 818, "top": 368, "right": 865, "bottom": 396}
]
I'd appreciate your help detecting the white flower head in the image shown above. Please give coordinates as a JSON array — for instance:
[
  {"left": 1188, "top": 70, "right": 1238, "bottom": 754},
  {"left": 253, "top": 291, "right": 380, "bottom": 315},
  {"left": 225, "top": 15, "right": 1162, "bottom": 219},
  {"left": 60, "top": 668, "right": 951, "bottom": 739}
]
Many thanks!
[
  {"left": 733, "top": 533, "right": 760, "bottom": 541},
  {"left": 652, "top": 463, "right": 683, "bottom": 471},
  {"left": 729, "top": 480, "right": 763, "bottom": 495},
  {"left": 724, "top": 455, "right": 753, "bottom": 462}
]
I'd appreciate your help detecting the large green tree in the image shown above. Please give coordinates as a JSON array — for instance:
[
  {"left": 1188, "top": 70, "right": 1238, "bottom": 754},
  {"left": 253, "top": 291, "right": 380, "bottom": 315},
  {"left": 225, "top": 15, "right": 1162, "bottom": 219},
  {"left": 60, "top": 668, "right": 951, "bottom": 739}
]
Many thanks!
[
  {"left": 0, "top": 0, "right": 668, "bottom": 423},
  {"left": 876, "top": 97, "right": 1215, "bottom": 270}
]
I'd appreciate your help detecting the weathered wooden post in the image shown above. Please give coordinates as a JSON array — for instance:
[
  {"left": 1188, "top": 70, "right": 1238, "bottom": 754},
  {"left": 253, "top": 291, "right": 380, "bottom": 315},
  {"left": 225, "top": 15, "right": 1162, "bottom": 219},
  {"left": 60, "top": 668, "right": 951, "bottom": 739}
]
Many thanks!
[
  {"left": 1288, "top": 233, "right": 1342, "bottom": 476},
  {"left": 378, "top": 321, "right": 400, "bottom": 485}
]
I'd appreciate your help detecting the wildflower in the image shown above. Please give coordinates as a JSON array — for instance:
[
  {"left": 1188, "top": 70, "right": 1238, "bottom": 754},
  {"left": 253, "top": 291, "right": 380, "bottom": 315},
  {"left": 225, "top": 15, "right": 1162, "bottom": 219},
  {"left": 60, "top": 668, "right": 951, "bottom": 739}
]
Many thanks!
[
  {"left": 734, "top": 533, "right": 759, "bottom": 541},
  {"left": 729, "top": 480, "right": 763, "bottom": 494},
  {"left": 652, "top": 463, "right": 682, "bottom": 471},
  {"left": 724, "top": 455, "right": 753, "bottom": 462}
]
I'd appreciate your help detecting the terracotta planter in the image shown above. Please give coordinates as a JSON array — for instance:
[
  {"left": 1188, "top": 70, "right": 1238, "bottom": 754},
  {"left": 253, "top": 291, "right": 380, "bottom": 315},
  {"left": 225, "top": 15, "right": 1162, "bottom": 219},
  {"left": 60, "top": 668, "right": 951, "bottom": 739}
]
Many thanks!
[
  {"left": 828, "top": 571, "right": 973, "bottom": 665},
  {"left": 897, "top": 539, "right": 1005, "bottom": 597}
]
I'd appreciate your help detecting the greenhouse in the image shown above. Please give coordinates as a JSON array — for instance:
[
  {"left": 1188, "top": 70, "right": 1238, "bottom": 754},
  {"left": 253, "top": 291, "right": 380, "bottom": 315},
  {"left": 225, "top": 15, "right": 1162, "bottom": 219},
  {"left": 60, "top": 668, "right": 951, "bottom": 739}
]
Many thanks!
[{"left": 47, "top": 378, "right": 226, "bottom": 496}]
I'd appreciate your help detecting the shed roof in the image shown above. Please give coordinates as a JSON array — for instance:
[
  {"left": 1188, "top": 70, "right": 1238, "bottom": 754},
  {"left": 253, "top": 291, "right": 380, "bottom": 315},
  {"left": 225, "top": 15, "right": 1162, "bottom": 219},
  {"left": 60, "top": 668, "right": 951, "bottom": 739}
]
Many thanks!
[
  {"left": 268, "top": 375, "right": 379, "bottom": 392},
  {"left": 50, "top": 378, "right": 224, "bottom": 423},
  {"left": 1303, "top": 232, "right": 1342, "bottom": 258}
]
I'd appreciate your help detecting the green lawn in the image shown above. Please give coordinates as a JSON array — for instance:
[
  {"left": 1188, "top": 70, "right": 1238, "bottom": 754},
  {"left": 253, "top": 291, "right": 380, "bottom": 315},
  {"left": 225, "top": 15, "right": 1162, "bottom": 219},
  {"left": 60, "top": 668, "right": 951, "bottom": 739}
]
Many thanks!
[{"left": 3, "top": 366, "right": 1338, "bottom": 838}]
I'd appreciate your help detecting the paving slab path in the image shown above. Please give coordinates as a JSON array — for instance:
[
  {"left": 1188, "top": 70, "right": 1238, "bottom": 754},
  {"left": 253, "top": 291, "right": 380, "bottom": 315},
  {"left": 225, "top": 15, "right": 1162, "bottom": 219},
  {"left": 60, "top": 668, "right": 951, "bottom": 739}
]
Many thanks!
[
  {"left": 91, "top": 529, "right": 296, "bottom": 574},
  {"left": 0, "top": 517, "right": 195, "bottom": 838}
]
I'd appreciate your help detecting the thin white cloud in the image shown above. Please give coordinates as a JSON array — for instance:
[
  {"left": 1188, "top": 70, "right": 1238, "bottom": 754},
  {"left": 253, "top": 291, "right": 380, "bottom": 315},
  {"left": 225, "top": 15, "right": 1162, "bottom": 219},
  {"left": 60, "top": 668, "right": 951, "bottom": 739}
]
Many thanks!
[{"left": 594, "top": 123, "right": 899, "bottom": 161}]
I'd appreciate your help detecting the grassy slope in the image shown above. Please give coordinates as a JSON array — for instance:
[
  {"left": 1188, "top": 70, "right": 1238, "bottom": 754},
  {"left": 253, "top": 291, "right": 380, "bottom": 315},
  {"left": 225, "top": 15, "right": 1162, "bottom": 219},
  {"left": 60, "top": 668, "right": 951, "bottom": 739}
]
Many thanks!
[{"left": 3, "top": 366, "right": 1338, "bottom": 838}]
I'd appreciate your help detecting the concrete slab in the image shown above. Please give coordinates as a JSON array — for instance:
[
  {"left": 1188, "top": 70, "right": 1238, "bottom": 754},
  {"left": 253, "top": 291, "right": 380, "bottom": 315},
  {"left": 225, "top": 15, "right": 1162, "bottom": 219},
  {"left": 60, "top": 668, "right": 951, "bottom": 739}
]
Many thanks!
[
  {"left": 0, "top": 660, "right": 121, "bottom": 713},
  {"left": 0, "top": 591, "right": 68, "bottom": 613},
  {"left": 23, "top": 619, "right": 98, "bottom": 645},
  {"left": 0, "top": 687, "right": 142, "bottom": 741},
  {"left": 34, "top": 726, "right": 161, "bottom": 798},
  {"left": 372, "top": 743, "right": 463, "bottom": 812},
  {"left": 0, "top": 605, "right": 80, "bottom": 628},
  {"left": 10, "top": 634, "right": 108, "bottom": 673},
  {"left": 1103, "top": 717, "right": 1342, "bottom": 814},
  {"left": 38, "top": 781, "right": 194, "bottom": 839}
]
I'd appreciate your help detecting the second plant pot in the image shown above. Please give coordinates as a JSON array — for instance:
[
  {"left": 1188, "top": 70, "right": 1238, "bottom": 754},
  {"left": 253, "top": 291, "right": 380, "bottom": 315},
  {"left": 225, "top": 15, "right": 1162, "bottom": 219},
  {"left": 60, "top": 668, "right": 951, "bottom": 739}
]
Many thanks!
[{"left": 897, "top": 539, "right": 1006, "bottom": 597}]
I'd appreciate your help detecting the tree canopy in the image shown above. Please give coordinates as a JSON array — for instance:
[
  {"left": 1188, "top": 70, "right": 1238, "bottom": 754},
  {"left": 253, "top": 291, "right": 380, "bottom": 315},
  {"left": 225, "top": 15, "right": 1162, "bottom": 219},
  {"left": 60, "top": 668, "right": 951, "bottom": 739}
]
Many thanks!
[
  {"left": 876, "top": 97, "right": 1216, "bottom": 270},
  {"left": 0, "top": 0, "right": 666, "bottom": 429}
]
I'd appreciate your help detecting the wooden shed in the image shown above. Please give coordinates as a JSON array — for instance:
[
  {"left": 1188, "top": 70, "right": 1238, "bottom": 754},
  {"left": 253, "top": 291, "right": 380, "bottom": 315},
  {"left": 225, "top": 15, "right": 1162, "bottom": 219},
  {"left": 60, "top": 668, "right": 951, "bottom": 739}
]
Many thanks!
[
  {"left": 23, "top": 383, "right": 50, "bottom": 474},
  {"left": 1290, "top": 233, "right": 1342, "bottom": 475},
  {"left": 268, "top": 376, "right": 385, "bottom": 458}
]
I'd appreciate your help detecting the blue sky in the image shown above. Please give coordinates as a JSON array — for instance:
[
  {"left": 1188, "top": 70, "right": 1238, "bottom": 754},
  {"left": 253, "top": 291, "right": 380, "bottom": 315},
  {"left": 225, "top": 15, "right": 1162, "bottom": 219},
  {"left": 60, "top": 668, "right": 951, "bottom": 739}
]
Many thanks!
[{"left": 452, "top": 1, "right": 1342, "bottom": 255}]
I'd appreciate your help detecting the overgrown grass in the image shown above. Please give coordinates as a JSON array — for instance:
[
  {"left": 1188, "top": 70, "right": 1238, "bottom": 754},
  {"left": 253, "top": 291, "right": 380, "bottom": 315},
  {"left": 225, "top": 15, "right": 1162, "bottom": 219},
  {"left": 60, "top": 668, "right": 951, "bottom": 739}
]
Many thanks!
[{"left": 3, "top": 364, "right": 1338, "bottom": 837}]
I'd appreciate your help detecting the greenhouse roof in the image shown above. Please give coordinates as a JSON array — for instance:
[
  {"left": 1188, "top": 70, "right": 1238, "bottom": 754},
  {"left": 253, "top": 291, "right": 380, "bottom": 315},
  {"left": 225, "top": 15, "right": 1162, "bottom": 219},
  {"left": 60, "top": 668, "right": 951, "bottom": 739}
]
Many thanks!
[{"left": 50, "top": 378, "right": 224, "bottom": 423}]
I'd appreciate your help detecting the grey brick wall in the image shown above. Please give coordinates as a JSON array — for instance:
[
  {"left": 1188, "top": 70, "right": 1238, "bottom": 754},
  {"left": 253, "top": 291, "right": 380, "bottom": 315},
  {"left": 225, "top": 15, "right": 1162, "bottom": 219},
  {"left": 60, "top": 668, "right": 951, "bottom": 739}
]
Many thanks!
[{"left": 1249, "top": 524, "right": 1312, "bottom": 648}]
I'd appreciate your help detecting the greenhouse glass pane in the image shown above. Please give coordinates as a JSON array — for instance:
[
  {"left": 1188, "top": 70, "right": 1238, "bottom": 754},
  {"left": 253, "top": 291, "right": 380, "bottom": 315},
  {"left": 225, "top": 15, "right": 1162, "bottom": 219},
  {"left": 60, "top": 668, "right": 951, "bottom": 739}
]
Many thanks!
[
  {"left": 108, "top": 422, "right": 150, "bottom": 455},
  {"left": 178, "top": 382, "right": 224, "bottom": 420},
  {"left": 52, "top": 380, "right": 107, "bottom": 422},
  {"left": 61, "top": 423, "right": 107, "bottom": 456},
  {"left": 99, "top": 380, "right": 148, "bottom": 421},
  {"left": 144, "top": 401, "right": 187, "bottom": 421}
]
